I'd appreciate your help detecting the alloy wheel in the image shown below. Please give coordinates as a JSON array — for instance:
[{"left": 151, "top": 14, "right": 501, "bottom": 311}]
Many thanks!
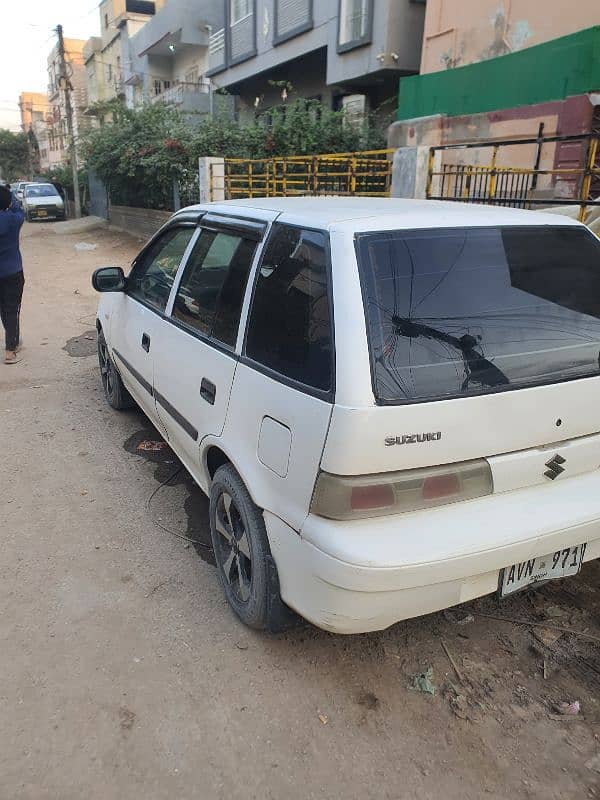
[
  {"left": 214, "top": 491, "right": 252, "bottom": 603},
  {"left": 98, "top": 339, "right": 113, "bottom": 396}
]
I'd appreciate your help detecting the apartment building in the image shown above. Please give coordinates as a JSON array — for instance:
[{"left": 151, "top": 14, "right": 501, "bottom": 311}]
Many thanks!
[
  {"left": 18, "top": 92, "right": 49, "bottom": 132},
  {"left": 123, "top": 0, "right": 219, "bottom": 115},
  {"left": 206, "top": 0, "right": 426, "bottom": 118},
  {"left": 83, "top": 0, "right": 165, "bottom": 114},
  {"left": 46, "top": 38, "right": 88, "bottom": 167},
  {"left": 18, "top": 92, "right": 50, "bottom": 174}
]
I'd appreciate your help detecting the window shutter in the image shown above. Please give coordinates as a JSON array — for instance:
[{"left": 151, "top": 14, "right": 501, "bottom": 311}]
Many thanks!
[{"left": 276, "top": 0, "right": 311, "bottom": 38}]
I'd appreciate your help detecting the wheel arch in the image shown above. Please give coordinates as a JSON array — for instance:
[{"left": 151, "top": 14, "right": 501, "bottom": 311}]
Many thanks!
[{"left": 202, "top": 443, "right": 259, "bottom": 506}]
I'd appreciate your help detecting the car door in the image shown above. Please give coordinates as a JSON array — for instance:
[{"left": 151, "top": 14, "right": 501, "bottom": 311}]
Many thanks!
[
  {"left": 151, "top": 215, "right": 266, "bottom": 476},
  {"left": 108, "top": 224, "right": 197, "bottom": 433},
  {"left": 223, "top": 222, "right": 336, "bottom": 531}
]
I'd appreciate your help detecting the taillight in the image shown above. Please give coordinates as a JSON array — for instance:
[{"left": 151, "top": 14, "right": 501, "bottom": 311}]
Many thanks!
[
  {"left": 350, "top": 484, "right": 395, "bottom": 511},
  {"left": 422, "top": 473, "right": 461, "bottom": 500},
  {"left": 311, "top": 459, "right": 493, "bottom": 520}
]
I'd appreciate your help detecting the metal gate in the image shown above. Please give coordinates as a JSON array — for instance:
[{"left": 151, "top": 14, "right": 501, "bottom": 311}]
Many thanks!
[
  {"left": 426, "top": 132, "right": 600, "bottom": 222},
  {"left": 212, "top": 149, "right": 395, "bottom": 201}
]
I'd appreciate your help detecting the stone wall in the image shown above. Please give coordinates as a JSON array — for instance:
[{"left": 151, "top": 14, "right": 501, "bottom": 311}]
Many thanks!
[{"left": 108, "top": 205, "right": 172, "bottom": 241}]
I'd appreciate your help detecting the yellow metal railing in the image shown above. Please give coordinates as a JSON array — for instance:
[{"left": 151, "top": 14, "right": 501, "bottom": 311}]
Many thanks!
[
  {"left": 211, "top": 149, "right": 395, "bottom": 201},
  {"left": 427, "top": 134, "right": 600, "bottom": 222}
]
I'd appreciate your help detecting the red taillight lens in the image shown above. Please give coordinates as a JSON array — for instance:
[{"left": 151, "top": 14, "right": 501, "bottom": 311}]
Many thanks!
[
  {"left": 311, "top": 460, "right": 493, "bottom": 520},
  {"left": 422, "top": 473, "right": 461, "bottom": 500},
  {"left": 350, "top": 484, "right": 395, "bottom": 510}
]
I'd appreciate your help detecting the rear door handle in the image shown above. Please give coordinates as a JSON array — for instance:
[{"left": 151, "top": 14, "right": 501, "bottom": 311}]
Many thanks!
[
  {"left": 200, "top": 378, "right": 216, "bottom": 405},
  {"left": 141, "top": 333, "right": 151, "bottom": 352}
]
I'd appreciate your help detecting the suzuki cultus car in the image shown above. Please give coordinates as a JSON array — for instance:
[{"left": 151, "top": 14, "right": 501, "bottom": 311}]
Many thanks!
[{"left": 93, "top": 198, "right": 600, "bottom": 633}]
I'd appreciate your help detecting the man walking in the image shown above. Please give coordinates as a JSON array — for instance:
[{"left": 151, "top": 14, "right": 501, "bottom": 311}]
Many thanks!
[{"left": 0, "top": 185, "right": 25, "bottom": 365}]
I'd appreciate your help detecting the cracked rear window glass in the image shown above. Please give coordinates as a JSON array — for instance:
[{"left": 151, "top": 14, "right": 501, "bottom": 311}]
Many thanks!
[{"left": 356, "top": 226, "right": 600, "bottom": 403}]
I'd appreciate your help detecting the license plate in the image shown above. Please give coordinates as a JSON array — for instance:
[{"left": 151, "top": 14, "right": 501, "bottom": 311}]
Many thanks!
[
  {"left": 500, "top": 543, "right": 587, "bottom": 597},
  {"left": 37, "top": 210, "right": 47, "bottom": 217}
]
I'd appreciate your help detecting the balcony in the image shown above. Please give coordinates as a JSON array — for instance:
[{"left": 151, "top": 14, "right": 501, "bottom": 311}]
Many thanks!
[{"left": 151, "top": 80, "right": 212, "bottom": 114}]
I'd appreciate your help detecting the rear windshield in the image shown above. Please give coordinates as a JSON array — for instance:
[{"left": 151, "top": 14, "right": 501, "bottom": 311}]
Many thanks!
[{"left": 357, "top": 225, "right": 600, "bottom": 404}]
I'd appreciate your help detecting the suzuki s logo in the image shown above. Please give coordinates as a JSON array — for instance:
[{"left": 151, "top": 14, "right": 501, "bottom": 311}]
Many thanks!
[
  {"left": 385, "top": 432, "right": 442, "bottom": 446},
  {"left": 544, "top": 454, "right": 566, "bottom": 481}
]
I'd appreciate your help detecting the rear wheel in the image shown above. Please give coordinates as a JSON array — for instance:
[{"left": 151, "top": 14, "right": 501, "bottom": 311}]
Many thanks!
[
  {"left": 209, "top": 464, "right": 293, "bottom": 632},
  {"left": 97, "top": 329, "right": 134, "bottom": 410}
]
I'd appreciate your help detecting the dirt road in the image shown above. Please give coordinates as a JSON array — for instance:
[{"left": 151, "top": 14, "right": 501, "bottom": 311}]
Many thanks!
[{"left": 1, "top": 221, "right": 599, "bottom": 800}]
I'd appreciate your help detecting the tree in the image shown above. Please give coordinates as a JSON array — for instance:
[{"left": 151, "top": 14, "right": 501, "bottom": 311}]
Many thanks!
[
  {"left": 0, "top": 129, "right": 29, "bottom": 182},
  {"left": 79, "top": 97, "right": 388, "bottom": 210}
]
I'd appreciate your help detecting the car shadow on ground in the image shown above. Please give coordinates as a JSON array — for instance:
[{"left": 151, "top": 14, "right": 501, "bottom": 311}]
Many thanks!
[
  {"left": 122, "top": 415, "right": 215, "bottom": 566},
  {"left": 120, "top": 406, "right": 600, "bottom": 719}
]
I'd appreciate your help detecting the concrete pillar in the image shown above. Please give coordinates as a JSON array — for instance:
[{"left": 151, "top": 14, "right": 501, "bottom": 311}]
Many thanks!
[
  {"left": 199, "top": 157, "right": 225, "bottom": 204},
  {"left": 391, "top": 147, "right": 417, "bottom": 198},
  {"left": 388, "top": 116, "right": 445, "bottom": 200}
]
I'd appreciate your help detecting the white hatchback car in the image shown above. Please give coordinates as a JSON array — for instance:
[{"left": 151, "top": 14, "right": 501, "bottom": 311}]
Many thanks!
[{"left": 93, "top": 198, "right": 600, "bottom": 634}]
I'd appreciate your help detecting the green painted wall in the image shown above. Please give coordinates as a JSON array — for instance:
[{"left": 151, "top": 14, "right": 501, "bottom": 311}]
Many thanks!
[{"left": 398, "top": 26, "right": 600, "bottom": 121}]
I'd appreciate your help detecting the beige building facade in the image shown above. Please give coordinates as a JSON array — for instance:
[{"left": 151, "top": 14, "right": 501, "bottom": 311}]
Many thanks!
[
  {"left": 421, "top": 0, "right": 600, "bottom": 74},
  {"left": 84, "top": 0, "right": 165, "bottom": 115},
  {"left": 46, "top": 38, "right": 88, "bottom": 167},
  {"left": 18, "top": 92, "right": 51, "bottom": 174}
]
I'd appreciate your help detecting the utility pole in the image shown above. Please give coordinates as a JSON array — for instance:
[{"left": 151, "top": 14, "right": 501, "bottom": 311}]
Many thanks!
[{"left": 56, "top": 24, "right": 81, "bottom": 218}]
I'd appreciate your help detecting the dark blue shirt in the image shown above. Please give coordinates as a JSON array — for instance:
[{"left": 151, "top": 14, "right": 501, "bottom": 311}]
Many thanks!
[{"left": 0, "top": 201, "right": 25, "bottom": 279}]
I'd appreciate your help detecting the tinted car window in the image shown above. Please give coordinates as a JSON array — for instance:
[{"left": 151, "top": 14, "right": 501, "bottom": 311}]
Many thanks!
[
  {"left": 245, "top": 224, "right": 333, "bottom": 392},
  {"left": 128, "top": 227, "right": 194, "bottom": 312},
  {"left": 357, "top": 225, "right": 600, "bottom": 403},
  {"left": 172, "top": 228, "right": 257, "bottom": 348}
]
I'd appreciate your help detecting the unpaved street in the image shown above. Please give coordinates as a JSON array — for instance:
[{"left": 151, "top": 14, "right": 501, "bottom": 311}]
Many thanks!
[{"left": 1, "top": 220, "right": 600, "bottom": 800}]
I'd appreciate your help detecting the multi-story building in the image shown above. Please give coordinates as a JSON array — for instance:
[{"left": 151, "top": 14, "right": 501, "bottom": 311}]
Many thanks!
[
  {"left": 83, "top": 0, "right": 165, "bottom": 115},
  {"left": 47, "top": 38, "right": 88, "bottom": 167},
  {"left": 18, "top": 92, "right": 51, "bottom": 174},
  {"left": 206, "top": 0, "right": 426, "bottom": 119},
  {"left": 18, "top": 92, "right": 49, "bottom": 132},
  {"left": 123, "top": 0, "right": 218, "bottom": 115}
]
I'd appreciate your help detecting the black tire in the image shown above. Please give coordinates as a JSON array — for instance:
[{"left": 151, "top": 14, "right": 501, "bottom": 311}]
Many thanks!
[
  {"left": 209, "top": 464, "right": 294, "bottom": 632},
  {"left": 97, "top": 328, "right": 134, "bottom": 410}
]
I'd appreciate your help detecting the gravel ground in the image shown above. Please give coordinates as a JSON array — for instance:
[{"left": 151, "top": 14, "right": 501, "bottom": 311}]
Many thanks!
[{"left": 1, "top": 220, "right": 599, "bottom": 800}]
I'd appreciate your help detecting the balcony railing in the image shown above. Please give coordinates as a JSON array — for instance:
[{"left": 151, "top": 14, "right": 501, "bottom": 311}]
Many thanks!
[{"left": 151, "top": 80, "right": 211, "bottom": 106}]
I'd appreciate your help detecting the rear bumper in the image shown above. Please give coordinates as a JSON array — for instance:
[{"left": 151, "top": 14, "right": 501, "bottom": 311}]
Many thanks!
[{"left": 265, "top": 472, "right": 600, "bottom": 634}]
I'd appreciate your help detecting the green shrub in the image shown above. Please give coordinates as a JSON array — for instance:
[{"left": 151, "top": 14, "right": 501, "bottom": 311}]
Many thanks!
[{"left": 79, "top": 98, "right": 388, "bottom": 210}]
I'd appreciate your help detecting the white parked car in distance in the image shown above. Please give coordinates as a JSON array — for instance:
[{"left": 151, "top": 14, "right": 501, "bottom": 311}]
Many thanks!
[
  {"left": 93, "top": 198, "right": 600, "bottom": 633},
  {"left": 23, "top": 183, "right": 65, "bottom": 221}
]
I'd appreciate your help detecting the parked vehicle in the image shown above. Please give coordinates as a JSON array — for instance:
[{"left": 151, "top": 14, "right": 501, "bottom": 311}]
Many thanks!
[
  {"left": 23, "top": 183, "right": 65, "bottom": 221},
  {"left": 15, "top": 181, "right": 31, "bottom": 200},
  {"left": 92, "top": 198, "right": 600, "bottom": 634}
]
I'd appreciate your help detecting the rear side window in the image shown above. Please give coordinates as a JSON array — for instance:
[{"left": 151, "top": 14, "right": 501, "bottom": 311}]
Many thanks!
[
  {"left": 245, "top": 224, "right": 333, "bottom": 392},
  {"left": 357, "top": 225, "right": 600, "bottom": 403},
  {"left": 172, "top": 228, "right": 257, "bottom": 348},
  {"left": 128, "top": 226, "right": 194, "bottom": 312}
]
